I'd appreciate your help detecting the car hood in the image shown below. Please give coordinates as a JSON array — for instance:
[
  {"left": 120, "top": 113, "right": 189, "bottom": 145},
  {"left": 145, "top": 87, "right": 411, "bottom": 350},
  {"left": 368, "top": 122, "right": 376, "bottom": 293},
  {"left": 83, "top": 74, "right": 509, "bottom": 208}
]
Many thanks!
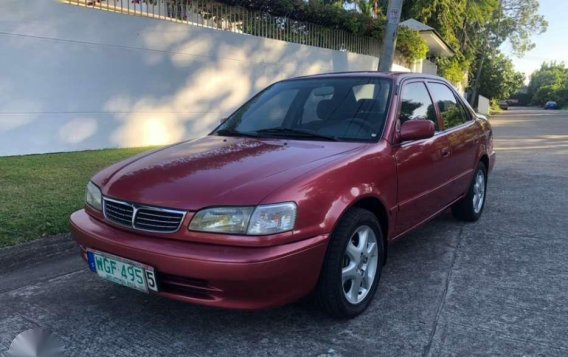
[{"left": 93, "top": 136, "right": 365, "bottom": 210}]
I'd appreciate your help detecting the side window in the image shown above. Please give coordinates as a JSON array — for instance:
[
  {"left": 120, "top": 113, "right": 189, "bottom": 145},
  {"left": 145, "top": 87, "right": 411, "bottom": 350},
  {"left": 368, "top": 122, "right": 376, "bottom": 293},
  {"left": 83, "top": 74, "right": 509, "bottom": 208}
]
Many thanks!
[
  {"left": 399, "top": 82, "right": 438, "bottom": 130},
  {"left": 428, "top": 83, "right": 469, "bottom": 129}
]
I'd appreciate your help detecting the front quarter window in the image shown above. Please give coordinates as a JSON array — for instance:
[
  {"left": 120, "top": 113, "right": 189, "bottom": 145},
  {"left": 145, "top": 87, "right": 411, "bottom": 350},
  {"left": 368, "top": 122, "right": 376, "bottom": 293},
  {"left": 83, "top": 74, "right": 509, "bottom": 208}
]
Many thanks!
[
  {"left": 399, "top": 82, "right": 438, "bottom": 130},
  {"left": 216, "top": 77, "right": 393, "bottom": 142}
]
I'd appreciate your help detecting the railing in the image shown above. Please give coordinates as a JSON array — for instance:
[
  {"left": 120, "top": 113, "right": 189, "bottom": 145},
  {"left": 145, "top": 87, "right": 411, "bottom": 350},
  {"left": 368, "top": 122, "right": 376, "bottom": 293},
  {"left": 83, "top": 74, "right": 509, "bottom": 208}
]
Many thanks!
[{"left": 63, "top": 0, "right": 381, "bottom": 56}]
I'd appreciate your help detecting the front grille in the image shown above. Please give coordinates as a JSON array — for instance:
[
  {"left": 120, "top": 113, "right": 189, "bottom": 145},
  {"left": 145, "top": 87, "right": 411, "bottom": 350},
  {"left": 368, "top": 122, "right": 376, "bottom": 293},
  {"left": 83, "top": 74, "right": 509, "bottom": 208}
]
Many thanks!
[
  {"left": 103, "top": 198, "right": 185, "bottom": 233},
  {"left": 104, "top": 199, "right": 134, "bottom": 226},
  {"left": 134, "top": 209, "right": 185, "bottom": 232}
]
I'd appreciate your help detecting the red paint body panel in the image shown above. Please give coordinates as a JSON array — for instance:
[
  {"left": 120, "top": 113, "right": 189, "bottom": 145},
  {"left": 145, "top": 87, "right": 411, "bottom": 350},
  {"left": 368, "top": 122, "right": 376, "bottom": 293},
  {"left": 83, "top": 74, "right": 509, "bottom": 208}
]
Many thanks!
[
  {"left": 399, "top": 120, "right": 436, "bottom": 141},
  {"left": 71, "top": 72, "right": 495, "bottom": 310}
]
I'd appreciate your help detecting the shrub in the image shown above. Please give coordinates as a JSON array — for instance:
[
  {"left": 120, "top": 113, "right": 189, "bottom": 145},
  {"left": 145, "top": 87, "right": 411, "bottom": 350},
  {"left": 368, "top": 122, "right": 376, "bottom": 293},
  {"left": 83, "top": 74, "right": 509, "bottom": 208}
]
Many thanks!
[{"left": 396, "top": 27, "right": 429, "bottom": 62}]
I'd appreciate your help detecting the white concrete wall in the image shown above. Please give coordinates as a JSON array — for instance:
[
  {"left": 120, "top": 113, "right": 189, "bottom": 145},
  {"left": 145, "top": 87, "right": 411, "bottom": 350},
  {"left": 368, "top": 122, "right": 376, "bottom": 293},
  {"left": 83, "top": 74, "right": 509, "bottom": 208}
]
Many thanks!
[
  {"left": 410, "top": 59, "right": 437, "bottom": 75},
  {"left": 0, "top": 0, "right": 409, "bottom": 156},
  {"left": 477, "top": 95, "right": 491, "bottom": 115}
]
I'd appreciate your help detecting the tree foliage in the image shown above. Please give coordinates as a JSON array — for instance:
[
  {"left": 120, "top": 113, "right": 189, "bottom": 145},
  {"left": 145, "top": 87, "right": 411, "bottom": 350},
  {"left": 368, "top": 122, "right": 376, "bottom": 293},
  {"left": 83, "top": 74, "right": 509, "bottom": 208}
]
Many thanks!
[
  {"left": 208, "top": 0, "right": 546, "bottom": 89},
  {"left": 500, "top": 0, "right": 548, "bottom": 55},
  {"left": 216, "top": 0, "right": 385, "bottom": 37},
  {"left": 396, "top": 27, "right": 429, "bottom": 61},
  {"left": 400, "top": 0, "right": 546, "bottom": 91},
  {"left": 215, "top": 0, "right": 428, "bottom": 62},
  {"left": 527, "top": 62, "right": 568, "bottom": 107},
  {"left": 401, "top": 0, "right": 498, "bottom": 84},
  {"left": 474, "top": 51, "right": 525, "bottom": 100}
]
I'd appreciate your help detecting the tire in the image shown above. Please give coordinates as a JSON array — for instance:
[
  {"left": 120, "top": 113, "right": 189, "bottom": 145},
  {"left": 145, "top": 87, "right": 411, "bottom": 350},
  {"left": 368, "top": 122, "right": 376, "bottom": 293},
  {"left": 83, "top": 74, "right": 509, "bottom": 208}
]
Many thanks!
[
  {"left": 452, "top": 162, "right": 487, "bottom": 222},
  {"left": 315, "top": 208, "right": 384, "bottom": 319}
]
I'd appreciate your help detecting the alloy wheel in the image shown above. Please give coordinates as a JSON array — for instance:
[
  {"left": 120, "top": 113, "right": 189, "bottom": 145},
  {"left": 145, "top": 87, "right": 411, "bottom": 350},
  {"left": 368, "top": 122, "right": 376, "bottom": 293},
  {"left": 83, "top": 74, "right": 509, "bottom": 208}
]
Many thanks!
[
  {"left": 341, "top": 225, "right": 379, "bottom": 304},
  {"left": 472, "top": 170, "right": 486, "bottom": 214}
]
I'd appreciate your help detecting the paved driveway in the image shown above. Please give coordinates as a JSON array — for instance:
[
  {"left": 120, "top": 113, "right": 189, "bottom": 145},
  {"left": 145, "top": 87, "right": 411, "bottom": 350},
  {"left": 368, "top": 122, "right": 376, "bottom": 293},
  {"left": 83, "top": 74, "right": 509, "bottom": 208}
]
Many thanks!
[{"left": 1, "top": 108, "right": 567, "bottom": 356}]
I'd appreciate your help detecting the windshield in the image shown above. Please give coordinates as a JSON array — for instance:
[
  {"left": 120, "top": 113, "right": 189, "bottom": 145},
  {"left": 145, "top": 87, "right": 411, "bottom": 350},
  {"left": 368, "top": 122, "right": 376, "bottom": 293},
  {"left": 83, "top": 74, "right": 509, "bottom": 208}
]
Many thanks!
[{"left": 214, "top": 77, "right": 393, "bottom": 142}]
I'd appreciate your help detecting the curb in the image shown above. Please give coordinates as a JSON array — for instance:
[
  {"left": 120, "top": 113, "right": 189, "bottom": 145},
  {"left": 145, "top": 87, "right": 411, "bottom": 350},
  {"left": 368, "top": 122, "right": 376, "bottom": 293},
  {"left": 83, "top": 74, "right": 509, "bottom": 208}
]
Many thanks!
[{"left": 0, "top": 234, "right": 77, "bottom": 274}]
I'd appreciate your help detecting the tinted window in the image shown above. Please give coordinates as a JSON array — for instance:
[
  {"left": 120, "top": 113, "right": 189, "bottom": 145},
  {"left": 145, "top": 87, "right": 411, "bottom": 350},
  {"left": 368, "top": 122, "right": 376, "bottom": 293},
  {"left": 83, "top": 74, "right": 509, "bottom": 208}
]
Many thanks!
[
  {"left": 218, "top": 78, "right": 393, "bottom": 142},
  {"left": 399, "top": 82, "right": 438, "bottom": 129},
  {"left": 428, "top": 83, "right": 469, "bottom": 129}
]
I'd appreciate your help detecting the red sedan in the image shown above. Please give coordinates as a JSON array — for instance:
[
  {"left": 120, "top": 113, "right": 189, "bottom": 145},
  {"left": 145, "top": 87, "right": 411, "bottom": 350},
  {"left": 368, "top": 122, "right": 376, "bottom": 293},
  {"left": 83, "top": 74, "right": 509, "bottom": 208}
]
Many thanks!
[{"left": 71, "top": 72, "right": 495, "bottom": 318}]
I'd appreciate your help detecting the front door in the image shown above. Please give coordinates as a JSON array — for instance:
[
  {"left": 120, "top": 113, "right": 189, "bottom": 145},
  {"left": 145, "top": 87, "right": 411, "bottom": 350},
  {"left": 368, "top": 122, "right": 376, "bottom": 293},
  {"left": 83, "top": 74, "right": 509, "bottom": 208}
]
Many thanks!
[{"left": 393, "top": 81, "right": 454, "bottom": 235}]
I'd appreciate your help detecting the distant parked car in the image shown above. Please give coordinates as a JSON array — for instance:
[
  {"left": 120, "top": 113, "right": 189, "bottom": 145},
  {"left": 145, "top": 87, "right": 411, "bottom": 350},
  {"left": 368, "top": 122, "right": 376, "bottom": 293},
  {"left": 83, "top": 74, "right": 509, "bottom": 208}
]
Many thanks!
[
  {"left": 544, "top": 101, "right": 559, "bottom": 110},
  {"left": 71, "top": 72, "right": 496, "bottom": 318},
  {"left": 499, "top": 101, "right": 509, "bottom": 110}
]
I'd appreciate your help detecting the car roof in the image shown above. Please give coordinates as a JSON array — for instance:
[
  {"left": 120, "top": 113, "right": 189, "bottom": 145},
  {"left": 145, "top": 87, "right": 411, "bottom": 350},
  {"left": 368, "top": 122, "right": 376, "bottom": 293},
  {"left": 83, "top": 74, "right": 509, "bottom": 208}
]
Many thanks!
[{"left": 285, "top": 71, "right": 445, "bottom": 82}]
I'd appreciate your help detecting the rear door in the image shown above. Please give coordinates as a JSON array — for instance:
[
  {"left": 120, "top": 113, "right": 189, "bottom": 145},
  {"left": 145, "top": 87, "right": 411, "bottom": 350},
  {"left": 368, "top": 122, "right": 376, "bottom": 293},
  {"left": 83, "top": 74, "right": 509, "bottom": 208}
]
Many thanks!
[
  {"left": 393, "top": 81, "right": 454, "bottom": 235},
  {"left": 427, "top": 82, "right": 479, "bottom": 199}
]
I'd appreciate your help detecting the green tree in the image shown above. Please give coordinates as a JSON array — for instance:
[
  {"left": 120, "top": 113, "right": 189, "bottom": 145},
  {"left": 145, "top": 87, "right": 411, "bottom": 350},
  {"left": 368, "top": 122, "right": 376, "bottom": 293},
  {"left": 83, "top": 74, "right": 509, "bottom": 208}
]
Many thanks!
[
  {"left": 499, "top": 0, "right": 548, "bottom": 55},
  {"left": 401, "top": 0, "right": 498, "bottom": 85},
  {"left": 474, "top": 51, "right": 525, "bottom": 100},
  {"left": 527, "top": 62, "right": 568, "bottom": 106},
  {"left": 469, "top": 0, "right": 547, "bottom": 103},
  {"left": 400, "top": 0, "right": 546, "bottom": 97},
  {"left": 396, "top": 27, "right": 429, "bottom": 62}
]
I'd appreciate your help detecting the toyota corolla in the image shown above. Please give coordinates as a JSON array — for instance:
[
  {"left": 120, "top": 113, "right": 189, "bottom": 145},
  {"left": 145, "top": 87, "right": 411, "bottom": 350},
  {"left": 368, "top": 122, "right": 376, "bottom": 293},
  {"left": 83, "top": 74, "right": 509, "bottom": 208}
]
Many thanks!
[{"left": 71, "top": 72, "right": 495, "bottom": 318}]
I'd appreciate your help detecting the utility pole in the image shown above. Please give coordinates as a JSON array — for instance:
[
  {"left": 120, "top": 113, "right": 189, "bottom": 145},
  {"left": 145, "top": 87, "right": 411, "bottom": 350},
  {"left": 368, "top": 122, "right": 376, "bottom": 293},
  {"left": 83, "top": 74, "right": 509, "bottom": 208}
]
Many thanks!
[{"left": 378, "top": 0, "right": 404, "bottom": 72}]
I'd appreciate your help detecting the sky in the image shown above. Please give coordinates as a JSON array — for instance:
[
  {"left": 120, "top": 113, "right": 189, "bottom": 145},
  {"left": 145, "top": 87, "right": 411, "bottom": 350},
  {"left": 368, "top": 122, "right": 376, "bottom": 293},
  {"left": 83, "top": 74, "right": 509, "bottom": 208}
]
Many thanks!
[{"left": 502, "top": 0, "right": 568, "bottom": 82}]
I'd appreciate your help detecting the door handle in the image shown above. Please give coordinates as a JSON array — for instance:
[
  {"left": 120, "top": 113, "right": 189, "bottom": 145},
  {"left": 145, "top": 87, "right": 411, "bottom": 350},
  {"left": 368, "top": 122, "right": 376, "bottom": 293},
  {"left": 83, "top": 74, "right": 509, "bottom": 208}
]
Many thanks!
[{"left": 441, "top": 147, "right": 451, "bottom": 158}]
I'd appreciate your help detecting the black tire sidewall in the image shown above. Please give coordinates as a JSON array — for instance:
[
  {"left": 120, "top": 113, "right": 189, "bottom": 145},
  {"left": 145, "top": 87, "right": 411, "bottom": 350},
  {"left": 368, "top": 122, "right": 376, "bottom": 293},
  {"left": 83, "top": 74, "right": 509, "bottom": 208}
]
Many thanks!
[
  {"left": 457, "top": 162, "right": 488, "bottom": 221},
  {"left": 317, "top": 208, "right": 384, "bottom": 318}
]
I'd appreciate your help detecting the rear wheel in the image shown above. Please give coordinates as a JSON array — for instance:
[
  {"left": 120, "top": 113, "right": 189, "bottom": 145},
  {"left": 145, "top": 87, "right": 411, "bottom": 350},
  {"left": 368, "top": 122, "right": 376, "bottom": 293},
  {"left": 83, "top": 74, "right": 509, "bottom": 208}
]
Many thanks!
[
  {"left": 452, "top": 162, "right": 487, "bottom": 222},
  {"left": 315, "top": 208, "right": 384, "bottom": 319}
]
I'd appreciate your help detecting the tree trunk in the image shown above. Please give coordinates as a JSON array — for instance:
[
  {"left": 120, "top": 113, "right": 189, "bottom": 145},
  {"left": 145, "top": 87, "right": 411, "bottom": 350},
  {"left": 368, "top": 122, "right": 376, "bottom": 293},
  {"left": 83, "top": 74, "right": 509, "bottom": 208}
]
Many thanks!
[
  {"left": 469, "top": 53, "right": 486, "bottom": 107},
  {"left": 469, "top": 0, "right": 503, "bottom": 106}
]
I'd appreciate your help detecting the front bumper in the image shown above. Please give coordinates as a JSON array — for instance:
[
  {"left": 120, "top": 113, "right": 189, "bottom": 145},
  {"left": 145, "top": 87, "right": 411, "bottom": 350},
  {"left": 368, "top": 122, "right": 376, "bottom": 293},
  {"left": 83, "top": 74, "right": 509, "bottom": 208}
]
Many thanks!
[{"left": 70, "top": 210, "right": 328, "bottom": 310}]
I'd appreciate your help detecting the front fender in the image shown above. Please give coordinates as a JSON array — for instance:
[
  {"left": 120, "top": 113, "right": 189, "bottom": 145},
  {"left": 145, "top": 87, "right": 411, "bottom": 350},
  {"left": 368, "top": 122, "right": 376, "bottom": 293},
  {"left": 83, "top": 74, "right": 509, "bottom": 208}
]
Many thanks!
[{"left": 261, "top": 145, "right": 398, "bottom": 243}]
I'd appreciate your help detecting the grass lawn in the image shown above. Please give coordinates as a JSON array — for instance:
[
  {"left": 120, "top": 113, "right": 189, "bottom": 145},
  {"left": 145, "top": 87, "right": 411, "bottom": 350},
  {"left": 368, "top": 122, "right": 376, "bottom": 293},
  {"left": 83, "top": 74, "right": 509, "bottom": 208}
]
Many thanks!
[{"left": 0, "top": 147, "right": 157, "bottom": 248}]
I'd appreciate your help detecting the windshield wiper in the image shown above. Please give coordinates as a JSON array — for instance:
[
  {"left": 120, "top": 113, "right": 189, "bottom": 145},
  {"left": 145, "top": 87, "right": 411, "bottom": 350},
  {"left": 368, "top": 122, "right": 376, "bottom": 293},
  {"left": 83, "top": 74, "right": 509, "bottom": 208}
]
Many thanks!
[
  {"left": 256, "top": 128, "right": 339, "bottom": 141},
  {"left": 215, "top": 129, "right": 259, "bottom": 138}
]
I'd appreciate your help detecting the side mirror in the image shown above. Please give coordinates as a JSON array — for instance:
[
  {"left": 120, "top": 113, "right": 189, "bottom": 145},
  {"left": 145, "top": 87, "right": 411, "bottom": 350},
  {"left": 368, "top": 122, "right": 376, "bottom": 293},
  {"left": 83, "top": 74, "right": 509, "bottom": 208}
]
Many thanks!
[{"left": 399, "top": 120, "right": 435, "bottom": 142}]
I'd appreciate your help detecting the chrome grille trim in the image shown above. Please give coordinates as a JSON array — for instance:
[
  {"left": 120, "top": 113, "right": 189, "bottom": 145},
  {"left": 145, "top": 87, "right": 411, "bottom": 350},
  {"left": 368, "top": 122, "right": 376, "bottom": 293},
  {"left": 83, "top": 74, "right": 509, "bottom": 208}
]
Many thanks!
[
  {"left": 103, "top": 197, "right": 186, "bottom": 234},
  {"left": 103, "top": 199, "right": 134, "bottom": 227}
]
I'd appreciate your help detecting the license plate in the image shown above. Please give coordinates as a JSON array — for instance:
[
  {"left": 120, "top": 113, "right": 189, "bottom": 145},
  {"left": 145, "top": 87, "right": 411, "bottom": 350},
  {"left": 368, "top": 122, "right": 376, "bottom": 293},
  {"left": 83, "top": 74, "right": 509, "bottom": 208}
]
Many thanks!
[{"left": 87, "top": 249, "right": 158, "bottom": 293}]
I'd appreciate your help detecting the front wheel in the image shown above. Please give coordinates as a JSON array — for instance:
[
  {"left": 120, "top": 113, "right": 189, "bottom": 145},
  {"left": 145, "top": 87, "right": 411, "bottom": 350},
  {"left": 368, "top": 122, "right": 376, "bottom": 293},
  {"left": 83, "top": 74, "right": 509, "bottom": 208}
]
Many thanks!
[
  {"left": 452, "top": 162, "right": 487, "bottom": 222},
  {"left": 315, "top": 208, "right": 384, "bottom": 319}
]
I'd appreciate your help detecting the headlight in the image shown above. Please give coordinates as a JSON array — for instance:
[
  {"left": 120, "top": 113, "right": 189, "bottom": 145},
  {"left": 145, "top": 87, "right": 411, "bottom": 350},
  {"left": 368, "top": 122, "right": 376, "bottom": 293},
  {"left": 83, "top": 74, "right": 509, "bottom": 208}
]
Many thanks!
[
  {"left": 247, "top": 203, "right": 297, "bottom": 235},
  {"left": 189, "top": 202, "right": 297, "bottom": 235},
  {"left": 189, "top": 207, "right": 254, "bottom": 234},
  {"left": 85, "top": 181, "right": 102, "bottom": 211}
]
